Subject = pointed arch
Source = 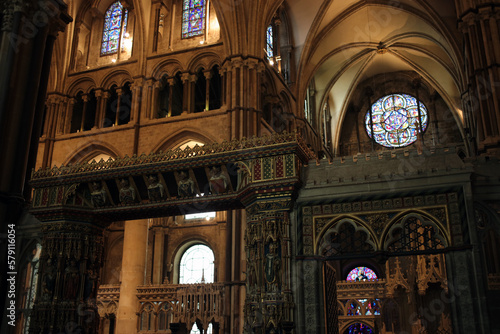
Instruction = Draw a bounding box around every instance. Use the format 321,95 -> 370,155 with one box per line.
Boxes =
381,211 -> 449,252
316,216 -> 378,255
63,141 -> 122,165
152,129 -> 216,153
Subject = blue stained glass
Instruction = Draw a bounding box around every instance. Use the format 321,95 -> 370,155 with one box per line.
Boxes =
365,93 -> 428,148
347,301 -> 361,316
182,0 -> 206,39
101,1 -> 128,56
346,323 -> 374,334
266,25 -> 273,60
346,267 -> 378,281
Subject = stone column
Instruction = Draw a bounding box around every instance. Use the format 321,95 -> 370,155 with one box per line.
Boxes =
64,98 -> 76,134
144,79 -> 154,119
168,78 -> 175,116
56,97 -> 69,135
115,219 -> 149,334
204,70 -> 212,111
29,220 -> 105,334
93,90 -> 103,129
243,201 -> 294,334
152,226 -> 165,285
151,81 -> 161,119
115,88 -> 123,126
100,92 -> 110,128
181,72 -> 191,113
130,80 -> 143,123
80,94 -> 89,132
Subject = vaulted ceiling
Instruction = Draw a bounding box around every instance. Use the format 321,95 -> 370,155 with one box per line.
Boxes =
286,0 -> 465,149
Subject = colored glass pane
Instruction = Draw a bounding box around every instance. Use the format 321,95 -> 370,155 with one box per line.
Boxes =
101,2 -> 128,56
346,267 -> 378,281
347,301 -> 361,316
365,93 -> 428,148
345,323 -> 374,334
365,300 -> 381,315
266,25 -> 273,59
182,0 -> 206,38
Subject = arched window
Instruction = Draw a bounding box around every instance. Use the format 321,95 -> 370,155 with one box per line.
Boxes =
104,85 -> 118,128
208,65 -> 222,110
139,304 -> 153,331
346,267 -> 378,281
365,93 -> 428,148
157,76 -> 170,118
182,0 -> 206,39
179,244 -> 214,284
18,243 -> 42,333
158,304 -> 172,331
171,72 -> 184,116
266,25 -> 274,62
101,1 -> 129,56
70,91 -> 84,133
194,68 -> 206,113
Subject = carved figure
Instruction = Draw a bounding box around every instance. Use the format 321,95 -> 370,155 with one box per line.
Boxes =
147,174 -> 164,201
265,242 -> 281,286
236,161 -> 251,191
90,181 -> 106,207
177,170 -> 195,197
248,250 -> 259,289
83,269 -> 98,300
209,165 -> 228,194
119,178 -> 135,204
42,258 -> 56,299
63,259 -> 80,299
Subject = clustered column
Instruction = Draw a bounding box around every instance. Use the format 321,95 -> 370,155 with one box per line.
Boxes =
458,4 -> 500,151
221,57 -> 265,139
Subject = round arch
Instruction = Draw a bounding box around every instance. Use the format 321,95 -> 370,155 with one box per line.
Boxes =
187,51 -> 222,73
65,77 -> 97,96
151,59 -> 184,81
99,69 -> 134,90
170,238 -> 217,284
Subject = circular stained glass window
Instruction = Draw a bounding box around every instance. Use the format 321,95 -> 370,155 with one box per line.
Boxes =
365,93 -> 428,148
346,266 -> 378,281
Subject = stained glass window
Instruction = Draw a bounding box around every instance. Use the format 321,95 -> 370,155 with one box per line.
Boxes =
344,323 -> 374,334
179,244 -> 214,284
365,299 -> 381,315
101,1 -> 128,56
346,266 -> 378,281
365,93 -> 428,148
346,301 -> 362,316
182,0 -> 206,39
266,25 -> 273,60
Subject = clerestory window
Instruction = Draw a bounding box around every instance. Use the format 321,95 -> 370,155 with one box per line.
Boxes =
101,1 -> 129,56
182,0 -> 206,39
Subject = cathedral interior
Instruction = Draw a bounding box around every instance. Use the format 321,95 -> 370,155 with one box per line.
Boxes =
1,0 -> 500,333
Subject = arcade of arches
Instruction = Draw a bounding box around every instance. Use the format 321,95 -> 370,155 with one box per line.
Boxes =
1,1 -> 500,334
